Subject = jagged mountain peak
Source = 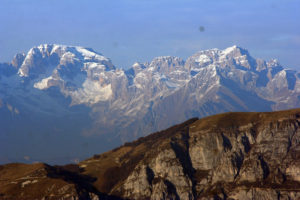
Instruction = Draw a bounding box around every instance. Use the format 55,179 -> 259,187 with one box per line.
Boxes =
267,58 -> 282,68
17,44 -> 115,77
6,44 -> 299,108
222,45 -> 247,54
11,53 -> 26,69
150,55 -> 183,62
132,62 -> 146,68
147,56 -> 185,75
186,45 -> 257,72
192,45 -> 248,57
30,44 -> 106,59
1,44 -> 300,166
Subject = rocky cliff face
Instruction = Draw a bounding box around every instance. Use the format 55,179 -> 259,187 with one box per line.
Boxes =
1,44 -> 300,164
111,109 -> 300,199
1,109 -> 300,199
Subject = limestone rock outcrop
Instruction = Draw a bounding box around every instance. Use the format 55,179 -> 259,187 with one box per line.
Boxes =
1,109 -> 300,199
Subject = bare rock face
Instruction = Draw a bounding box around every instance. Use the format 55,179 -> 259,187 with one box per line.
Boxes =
122,149 -> 193,200
109,109 -> 300,199
2,44 -> 300,164
1,109 -> 300,199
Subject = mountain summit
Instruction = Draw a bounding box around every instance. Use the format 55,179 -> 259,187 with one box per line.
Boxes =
0,44 -> 299,163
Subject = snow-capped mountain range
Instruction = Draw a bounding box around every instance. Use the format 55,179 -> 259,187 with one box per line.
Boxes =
0,44 -> 299,164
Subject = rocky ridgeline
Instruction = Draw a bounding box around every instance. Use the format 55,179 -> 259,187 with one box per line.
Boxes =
1,109 -> 300,199
1,44 -> 300,163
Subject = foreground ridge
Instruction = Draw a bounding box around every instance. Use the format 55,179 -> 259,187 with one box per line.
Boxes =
1,109 -> 300,199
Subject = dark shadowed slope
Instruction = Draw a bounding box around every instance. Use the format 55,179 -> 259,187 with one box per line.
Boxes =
1,108 -> 300,199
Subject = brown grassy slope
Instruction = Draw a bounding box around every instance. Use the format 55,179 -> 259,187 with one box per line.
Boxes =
79,117 -> 199,194
1,108 -> 300,199
0,163 -> 71,199
0,162 -> 102,200
191,108 -> 300,131
79,108 -> 300,195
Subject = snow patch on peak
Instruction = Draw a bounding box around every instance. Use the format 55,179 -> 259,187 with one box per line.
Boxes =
195,54 -> 211,63
278,70 -> 286,77
222,45 -> 238,55
18,68 -> 27,77
84,63 -> 105,70
75,47 -> 108,62
61,51 -> 76,60
133,62 -> 141,67
69,80 -> 113,105
218,45 -> 251,62
33,76 -> 53,90
267,59 -> 281,67
17,44 -> 115,77
27,47 -> 39,56
32,44 -> 109,62
132,62 -> 147,69
37,44 -> 53,51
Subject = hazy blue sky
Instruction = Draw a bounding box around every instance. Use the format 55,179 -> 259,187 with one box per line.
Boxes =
0,0 -> 299,69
